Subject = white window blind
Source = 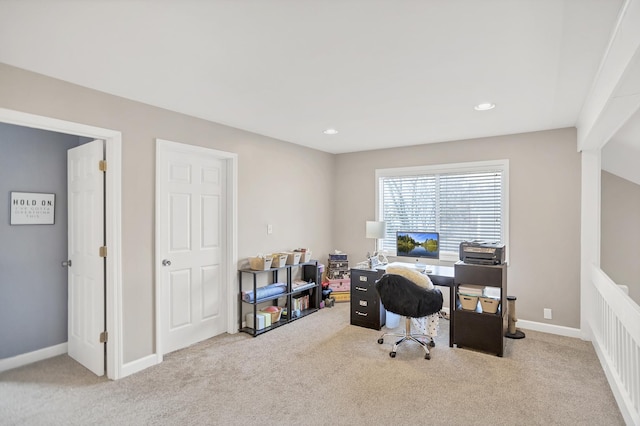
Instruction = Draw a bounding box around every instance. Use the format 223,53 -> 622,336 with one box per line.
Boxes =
377,161 -> 507,258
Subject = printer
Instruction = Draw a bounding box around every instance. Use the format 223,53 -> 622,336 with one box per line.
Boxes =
459,241 -> 505,265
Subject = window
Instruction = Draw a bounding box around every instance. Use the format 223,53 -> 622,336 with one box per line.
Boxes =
376,160 -> 509,261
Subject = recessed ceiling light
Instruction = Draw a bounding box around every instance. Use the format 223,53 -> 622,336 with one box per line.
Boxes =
323,128 -> 338,135
474,103 -> 496,111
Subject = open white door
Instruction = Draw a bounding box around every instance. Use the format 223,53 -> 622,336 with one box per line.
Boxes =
157,140 -> 227,354
67,140 -> 105,376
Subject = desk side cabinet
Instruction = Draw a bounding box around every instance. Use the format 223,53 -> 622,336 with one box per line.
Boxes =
350,268 -> 386,330
453,262 -> 507,357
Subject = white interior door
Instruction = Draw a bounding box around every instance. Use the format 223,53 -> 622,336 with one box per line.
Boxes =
157,140 -> 227,354
67,139 -> 105,376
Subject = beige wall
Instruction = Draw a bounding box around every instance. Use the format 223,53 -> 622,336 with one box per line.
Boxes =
0,62 -> 585,365
601,170 -> 640,304
0,63 -> 335,362
333,128 -> 582,327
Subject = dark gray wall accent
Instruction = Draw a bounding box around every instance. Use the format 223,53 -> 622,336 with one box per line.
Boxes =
0,123 -> 80,358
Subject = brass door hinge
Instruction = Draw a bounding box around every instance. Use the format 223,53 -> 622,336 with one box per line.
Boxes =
99,160 -> 107,172
99,331 -> 108,343
99,246 -> 107,257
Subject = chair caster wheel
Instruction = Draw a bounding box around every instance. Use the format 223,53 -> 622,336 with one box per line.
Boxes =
389,351 -> 396,358
424,353 -> 431,360
429,341 -> 435,348
377,338 -> 384,344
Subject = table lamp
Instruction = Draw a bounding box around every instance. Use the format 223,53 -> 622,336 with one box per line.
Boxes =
366,221 -> 387,266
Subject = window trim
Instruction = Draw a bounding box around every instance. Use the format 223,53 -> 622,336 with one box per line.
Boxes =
375,159 -> 509,263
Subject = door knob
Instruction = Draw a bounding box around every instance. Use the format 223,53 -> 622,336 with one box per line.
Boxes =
62,260 -> 72,267
162,259 -> 172,266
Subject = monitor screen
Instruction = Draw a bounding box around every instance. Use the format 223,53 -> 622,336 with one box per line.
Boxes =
396,231 -> 439,260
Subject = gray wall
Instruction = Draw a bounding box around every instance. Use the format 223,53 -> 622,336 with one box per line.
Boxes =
333,128 -> 582,328
601,170 -> 640,304
0,122 -> 79,358
0,63 -> 335,363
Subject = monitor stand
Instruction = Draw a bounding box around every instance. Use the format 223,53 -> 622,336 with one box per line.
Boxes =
414,263 -> 432,273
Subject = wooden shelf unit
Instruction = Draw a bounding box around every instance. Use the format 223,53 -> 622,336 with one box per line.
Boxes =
452,261 -> 507,357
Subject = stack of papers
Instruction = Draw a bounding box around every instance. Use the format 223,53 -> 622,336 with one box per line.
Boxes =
458,284 -> 485,296
483,287 -> 501,299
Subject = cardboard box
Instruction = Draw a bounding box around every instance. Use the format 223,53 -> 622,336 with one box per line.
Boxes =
331,291 -> 350,302
246,312 -> 265,330
328,278 -> 350,293
258,311 -> 271,327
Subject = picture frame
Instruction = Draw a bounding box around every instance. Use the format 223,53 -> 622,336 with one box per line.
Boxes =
10,191 -> 56,225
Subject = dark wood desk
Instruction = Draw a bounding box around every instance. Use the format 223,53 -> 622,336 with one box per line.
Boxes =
350,263 -> 455,347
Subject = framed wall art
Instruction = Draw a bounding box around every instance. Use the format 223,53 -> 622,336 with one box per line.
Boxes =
10,192 -> 56,225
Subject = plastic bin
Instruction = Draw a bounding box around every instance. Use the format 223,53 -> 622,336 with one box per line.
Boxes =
386,311 -> 401,329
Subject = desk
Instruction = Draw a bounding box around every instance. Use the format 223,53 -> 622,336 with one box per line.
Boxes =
350,263 -> 455,346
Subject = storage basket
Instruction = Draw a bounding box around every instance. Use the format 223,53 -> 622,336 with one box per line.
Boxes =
459,294 -> 479,310
271,253 -> 288,268
261,307 -> 283,323
296,250 -> 312,263
479,296 -> 500,314
286,251 -> 302,265
249,256 -> 273,271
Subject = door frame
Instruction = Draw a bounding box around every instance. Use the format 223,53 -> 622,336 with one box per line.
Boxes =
0,108 -> 123,380
154,139 -> 238,362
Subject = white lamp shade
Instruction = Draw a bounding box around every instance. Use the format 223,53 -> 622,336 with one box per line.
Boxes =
366,221 -> 386,239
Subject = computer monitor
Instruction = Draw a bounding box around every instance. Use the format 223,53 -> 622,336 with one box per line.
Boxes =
396,231 -> 439,260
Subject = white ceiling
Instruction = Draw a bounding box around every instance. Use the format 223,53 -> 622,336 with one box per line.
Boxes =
0,0 -> 627,154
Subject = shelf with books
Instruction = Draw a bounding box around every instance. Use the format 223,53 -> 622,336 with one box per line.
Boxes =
238,261 -> 321,336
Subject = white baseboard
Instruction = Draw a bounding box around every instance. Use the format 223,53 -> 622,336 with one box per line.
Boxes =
118,353 -> 160,379
516,319 -> 583,339
0,343 -> 68,373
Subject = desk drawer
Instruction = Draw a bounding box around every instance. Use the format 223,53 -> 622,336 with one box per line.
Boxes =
351,299 -> 385,330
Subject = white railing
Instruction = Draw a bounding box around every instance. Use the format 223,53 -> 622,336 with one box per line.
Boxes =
588,265 -> 640,425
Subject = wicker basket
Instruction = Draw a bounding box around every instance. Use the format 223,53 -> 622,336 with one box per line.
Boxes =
261,307 -> 283,323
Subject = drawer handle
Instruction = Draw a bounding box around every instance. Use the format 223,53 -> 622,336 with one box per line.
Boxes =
359,300 -> 368,307
355,286 -> 368,292
359,276 -> 368,282
355,311 -> 368,317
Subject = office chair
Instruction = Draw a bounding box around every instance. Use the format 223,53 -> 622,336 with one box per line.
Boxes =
375,273 -> 443,359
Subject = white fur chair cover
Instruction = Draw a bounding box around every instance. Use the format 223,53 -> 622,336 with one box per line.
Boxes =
385,263 -> 439,336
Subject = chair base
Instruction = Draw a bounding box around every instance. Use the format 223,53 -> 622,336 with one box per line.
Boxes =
377,317 -> 435,359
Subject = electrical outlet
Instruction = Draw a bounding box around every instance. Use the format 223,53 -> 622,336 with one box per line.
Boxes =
544,308 -> 552,320
267,224 -> 273,235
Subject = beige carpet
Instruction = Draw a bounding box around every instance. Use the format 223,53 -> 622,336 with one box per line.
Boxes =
0,302 -> 624,425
